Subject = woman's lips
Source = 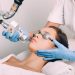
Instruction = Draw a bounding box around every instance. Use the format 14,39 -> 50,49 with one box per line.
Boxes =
31,38 -> 37,43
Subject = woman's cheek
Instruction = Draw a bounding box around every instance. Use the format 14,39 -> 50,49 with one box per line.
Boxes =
35,41 -> 51,50
28,40 -> 54,52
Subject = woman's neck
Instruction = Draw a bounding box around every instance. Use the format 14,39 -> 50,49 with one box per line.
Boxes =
21,52 -> 47,72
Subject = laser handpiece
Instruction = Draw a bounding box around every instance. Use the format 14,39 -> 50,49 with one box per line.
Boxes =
3,0 -> 24,19
0,20 -> 29,42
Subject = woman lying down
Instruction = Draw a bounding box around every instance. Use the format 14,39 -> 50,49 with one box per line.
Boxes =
0,26 -> 74,75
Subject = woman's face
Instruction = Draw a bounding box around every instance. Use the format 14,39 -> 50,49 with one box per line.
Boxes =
28,27 -> 57,52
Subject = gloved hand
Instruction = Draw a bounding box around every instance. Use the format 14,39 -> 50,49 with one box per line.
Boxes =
2,31 -> 20,42
2,30 -> 33,42
36,39 -> 75,61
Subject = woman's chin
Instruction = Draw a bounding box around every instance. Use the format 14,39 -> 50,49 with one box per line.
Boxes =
28,46 -> 37,52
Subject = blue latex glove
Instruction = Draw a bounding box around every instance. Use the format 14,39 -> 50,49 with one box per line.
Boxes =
2,30 -> 30,42
2,31 -> 20,42
36,39 -> 75,61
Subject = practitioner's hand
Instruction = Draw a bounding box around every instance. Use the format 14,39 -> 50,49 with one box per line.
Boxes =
36,39 -> 75,61
2,31 -> 20,42
2,30 -> 33,42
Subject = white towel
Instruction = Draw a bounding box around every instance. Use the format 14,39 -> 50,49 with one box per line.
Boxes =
0,64 -> 45,75
0,54 -> 16,64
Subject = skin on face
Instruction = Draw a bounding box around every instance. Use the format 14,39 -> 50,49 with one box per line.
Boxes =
28,27 -> 57,52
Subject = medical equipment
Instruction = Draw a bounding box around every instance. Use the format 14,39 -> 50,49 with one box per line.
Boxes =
0,14 -> 29,42
0,0 -> 30,42
3,0 -> 24,19
1,20 -> 29,42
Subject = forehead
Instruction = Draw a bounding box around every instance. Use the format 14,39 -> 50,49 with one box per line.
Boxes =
41,27 -> 57,39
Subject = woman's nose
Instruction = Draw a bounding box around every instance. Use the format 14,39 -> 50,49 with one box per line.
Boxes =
33,34 -> 35,37
33,34 -> 38,38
